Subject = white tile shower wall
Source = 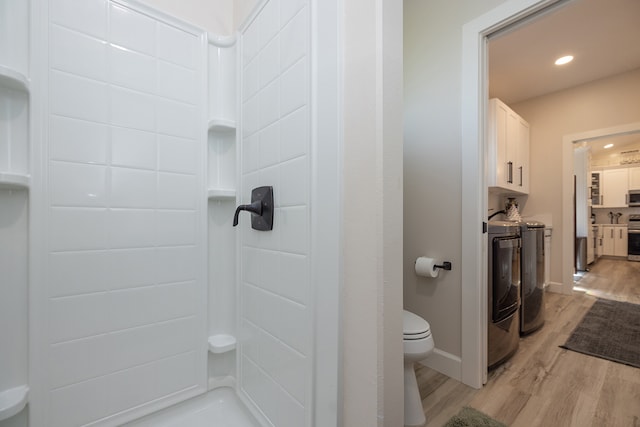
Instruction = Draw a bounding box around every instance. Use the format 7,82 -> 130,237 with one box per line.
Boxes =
238,1 -> 311,426
42,1 -> 207,425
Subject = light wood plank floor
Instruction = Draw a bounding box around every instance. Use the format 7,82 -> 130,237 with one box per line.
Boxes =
417,258 -> 640,427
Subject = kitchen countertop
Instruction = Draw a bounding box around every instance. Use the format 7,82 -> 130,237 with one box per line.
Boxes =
594,223 -> 628,226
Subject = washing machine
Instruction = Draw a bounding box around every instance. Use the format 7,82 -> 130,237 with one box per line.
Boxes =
488,221 -> 521,369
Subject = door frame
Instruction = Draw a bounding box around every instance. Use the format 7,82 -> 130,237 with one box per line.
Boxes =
560,122 -> 640,293
460,0 -> 562,388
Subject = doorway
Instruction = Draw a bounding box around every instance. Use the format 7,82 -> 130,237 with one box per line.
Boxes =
562,124 -> 640,293
461,0 -> 565,389
462,0 -> 640,388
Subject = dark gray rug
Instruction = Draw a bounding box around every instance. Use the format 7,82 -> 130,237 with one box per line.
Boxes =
561,298 -> 640,368
442,407 -> 506,427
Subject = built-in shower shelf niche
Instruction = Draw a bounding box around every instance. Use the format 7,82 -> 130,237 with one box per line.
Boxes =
0,65 -> 29,92
207,128 -> 236,198
0,384 -> 29,422
0,172 -> 30,190
206,33 -> 237,396
208,334 -> 237,354
208,119 -> 236,132
207,188 -> 236,200
207,35 -> 236,125
0,0 -> 30,413
0,72 -> 30,185
207,334 -> 236,390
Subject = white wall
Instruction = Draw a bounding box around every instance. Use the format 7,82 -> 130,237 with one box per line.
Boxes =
0,0 -> 404,425
235,1 -> 314,425
143,0 -> 407,424
512,68 -> 640,284
403,0 -> 506,375
574,147 -> 589,237
30,1 -> 210,425
139,0 -> 233,35
234,0 -> 259,32
342,0 -> 404,425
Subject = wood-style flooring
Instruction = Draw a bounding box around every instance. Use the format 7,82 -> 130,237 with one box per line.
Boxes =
416,258 -> 640,427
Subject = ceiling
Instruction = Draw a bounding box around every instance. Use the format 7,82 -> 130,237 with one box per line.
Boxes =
488,0 -> 640,154
488,0 -> 640,106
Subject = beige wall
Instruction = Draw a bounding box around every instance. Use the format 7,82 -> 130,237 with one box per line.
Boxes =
404,0 -> 640,371
403,0 -> 506,367
512,68 -> 640,284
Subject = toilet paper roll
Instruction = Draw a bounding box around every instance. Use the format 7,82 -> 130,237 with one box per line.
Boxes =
415,257 -> 439,278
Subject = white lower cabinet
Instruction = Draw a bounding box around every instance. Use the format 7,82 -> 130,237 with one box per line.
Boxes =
601,225 -> 628,257
596,226 -> 604,257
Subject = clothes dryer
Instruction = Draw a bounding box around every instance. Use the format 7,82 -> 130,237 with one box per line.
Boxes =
519,221 -> 545,334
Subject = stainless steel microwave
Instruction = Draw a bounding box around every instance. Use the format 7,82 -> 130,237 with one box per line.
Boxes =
629,189 -> 640,207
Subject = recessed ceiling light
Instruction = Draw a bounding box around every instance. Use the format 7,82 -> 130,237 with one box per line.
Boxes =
604,143 -> 614,149
555,55 -> 574,65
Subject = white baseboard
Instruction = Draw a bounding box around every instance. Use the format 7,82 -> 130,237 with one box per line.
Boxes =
417,348 -> 462,382
546,281 -> 569,294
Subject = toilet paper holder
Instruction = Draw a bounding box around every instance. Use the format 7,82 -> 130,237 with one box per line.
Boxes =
415,257 -> 452,278
434,261 -> 452,271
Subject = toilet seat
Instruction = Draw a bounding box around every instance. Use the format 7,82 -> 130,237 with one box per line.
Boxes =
403,310 -> 431,340
404,330 -> 431,340
403,310 -> 434,427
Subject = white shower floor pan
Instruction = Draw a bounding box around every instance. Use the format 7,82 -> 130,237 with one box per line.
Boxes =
125,387 -> 260,427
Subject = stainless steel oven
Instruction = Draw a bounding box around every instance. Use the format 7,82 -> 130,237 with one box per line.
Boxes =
628,214 -> 640,261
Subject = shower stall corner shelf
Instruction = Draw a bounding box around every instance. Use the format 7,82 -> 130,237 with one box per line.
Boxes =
208,334 -> 236,354
0,385 -> 29,422
0,64 -> 30,191
207,188 -> 236,200
0,172 -> 30,190
0,65 -> 29,92
208,119 -> 236,132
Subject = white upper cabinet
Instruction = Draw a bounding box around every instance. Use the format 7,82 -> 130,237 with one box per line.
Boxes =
591,170 -> 603,206
628,166 -> 640,190
602,168 -> 628,207
488,98 -> 530,194
515,112 -> 530,193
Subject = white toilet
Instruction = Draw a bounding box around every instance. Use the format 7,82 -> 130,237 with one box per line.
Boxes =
403,310 -> 434,427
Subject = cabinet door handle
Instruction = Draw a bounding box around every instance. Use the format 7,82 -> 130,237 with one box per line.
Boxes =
620,229 -> 622,239
507,161 -> 513,184
600,195 -> 603,205
519,166 -> 523,186
611,229 -> 614,238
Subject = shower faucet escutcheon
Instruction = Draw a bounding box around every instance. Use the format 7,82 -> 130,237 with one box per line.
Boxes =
233,186 -> 274,231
